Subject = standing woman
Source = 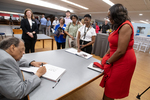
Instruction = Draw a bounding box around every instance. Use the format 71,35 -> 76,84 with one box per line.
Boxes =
54,17 -> 66,49
64,15 -> 81,48
95,22 -> 100,34
100,4 -> 136,100
21,8 -> 38,53
77,14 -> 96,54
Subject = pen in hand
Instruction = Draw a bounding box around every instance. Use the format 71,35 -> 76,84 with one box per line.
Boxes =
52,79 -> 60,88
41,63 -> 43,67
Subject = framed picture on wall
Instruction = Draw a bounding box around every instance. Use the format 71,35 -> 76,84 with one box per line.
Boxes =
137,26 -> 146,34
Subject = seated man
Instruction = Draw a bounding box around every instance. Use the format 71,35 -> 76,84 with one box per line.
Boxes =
0,37 -> 46,100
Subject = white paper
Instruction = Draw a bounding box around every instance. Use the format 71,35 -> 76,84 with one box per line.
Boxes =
66,48 -> 93,59
87,63 -> 104,73
20,64 -> 66,81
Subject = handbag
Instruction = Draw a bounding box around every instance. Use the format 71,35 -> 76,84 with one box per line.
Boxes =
54,27 -> 64,37
68,37 -> 77,48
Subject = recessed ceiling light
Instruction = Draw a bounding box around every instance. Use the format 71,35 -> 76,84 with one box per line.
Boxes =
61,0 -> 88,10
139,14 -> 143,16
15,0 -> 73,12
140,20 -> 149,24
102,0 -> 114,6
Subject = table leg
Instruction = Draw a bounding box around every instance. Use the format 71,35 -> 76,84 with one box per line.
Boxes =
52,39 -> 53,50
43,40 -> 44,48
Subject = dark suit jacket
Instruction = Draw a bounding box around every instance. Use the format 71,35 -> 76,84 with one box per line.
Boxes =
21,18 -> 38,40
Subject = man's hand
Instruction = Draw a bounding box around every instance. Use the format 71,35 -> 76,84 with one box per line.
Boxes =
31,62 -> 47,67
35,66 -> 46,77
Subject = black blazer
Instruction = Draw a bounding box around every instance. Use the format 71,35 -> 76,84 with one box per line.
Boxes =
21,18 -> 38,40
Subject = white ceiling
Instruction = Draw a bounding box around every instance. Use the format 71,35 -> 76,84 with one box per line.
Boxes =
0,0 -> 150,23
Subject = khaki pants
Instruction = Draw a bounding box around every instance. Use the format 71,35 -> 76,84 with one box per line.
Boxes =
46,27 -> 51,36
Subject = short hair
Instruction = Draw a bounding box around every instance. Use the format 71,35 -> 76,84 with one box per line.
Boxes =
71,15 -> 78,20
66,10 -> 71,13
0,37 -> 21,50
109,3 -> 130,30
59,17 -> 65,24
84,14 -> 91,19
24,8 -> 34,19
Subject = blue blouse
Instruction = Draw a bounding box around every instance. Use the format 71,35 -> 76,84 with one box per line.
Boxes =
54,24 -> 66,43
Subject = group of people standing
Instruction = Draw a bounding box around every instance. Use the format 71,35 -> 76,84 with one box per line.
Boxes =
0,3 -> 137,100
54,10 -> 96,54
20,9 -> 110,54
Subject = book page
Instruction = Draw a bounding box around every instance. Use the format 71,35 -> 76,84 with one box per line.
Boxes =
20,64 -> 66,81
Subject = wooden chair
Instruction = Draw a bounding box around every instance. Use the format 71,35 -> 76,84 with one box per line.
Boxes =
13,29 -> 22,34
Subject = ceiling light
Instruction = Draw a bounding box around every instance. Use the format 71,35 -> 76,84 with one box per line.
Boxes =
140,20 -> 149,24
0,11 -> 24,15
102,0 -> 114,6
104,18 -> 109,22
15,0 -> 73,12
131,21 -> 135,23
139,14 -> 143,16
61,0 -> 88,10
146,19 -> 149,21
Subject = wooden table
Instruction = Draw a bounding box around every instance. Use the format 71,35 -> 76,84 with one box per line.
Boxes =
14,34 -> 54,50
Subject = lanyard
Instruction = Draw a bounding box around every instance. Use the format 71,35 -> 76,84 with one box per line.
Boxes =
83,25 -> 90,39
81,25 -> 90,45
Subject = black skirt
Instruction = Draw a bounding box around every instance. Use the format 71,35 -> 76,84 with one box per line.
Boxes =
80,40 -> 92,54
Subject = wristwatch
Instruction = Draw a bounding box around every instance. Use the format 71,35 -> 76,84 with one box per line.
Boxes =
106,60 -> 111,65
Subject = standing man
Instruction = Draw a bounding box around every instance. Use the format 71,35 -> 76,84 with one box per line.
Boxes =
64,10 -> 72,25
52,17 -> 59,29
91,21 -> 96,29
46,17 -> 51,36
35,17 -> 40,34
101,20 -> 110,33
40,15 -> 47,34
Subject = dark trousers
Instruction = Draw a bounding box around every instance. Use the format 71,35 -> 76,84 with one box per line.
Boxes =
41,25 -> 46,34
56,42 -> 65,49
80,40 -> 92,54
23,39 -> 37,53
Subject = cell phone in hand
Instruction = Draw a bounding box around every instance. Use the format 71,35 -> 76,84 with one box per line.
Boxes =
93,64 -> 99,68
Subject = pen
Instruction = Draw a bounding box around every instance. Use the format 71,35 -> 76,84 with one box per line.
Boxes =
52,79 -> 60,88
41,63 -> 43,67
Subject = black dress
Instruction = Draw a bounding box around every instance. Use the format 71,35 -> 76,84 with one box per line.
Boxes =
21,18 -> 38,53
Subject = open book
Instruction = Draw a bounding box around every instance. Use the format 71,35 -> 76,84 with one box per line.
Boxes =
88,63 -> 104,73
20,64 -> 66,82
66,48 -> 93,59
